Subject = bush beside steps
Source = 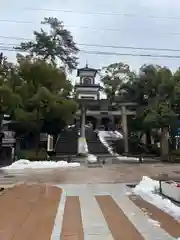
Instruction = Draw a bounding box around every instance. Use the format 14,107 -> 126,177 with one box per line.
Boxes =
16,149 -> 48,161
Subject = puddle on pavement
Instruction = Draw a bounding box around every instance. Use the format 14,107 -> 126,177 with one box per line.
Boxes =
173,171 -> 180,174
88,165 -> 103,168
3,175 -> 15,178
126,184 -> 137,188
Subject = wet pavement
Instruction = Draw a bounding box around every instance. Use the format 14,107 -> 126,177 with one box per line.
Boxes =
0,183 -> 176,240
1,163 -> 180,239
0,163 -> 180,185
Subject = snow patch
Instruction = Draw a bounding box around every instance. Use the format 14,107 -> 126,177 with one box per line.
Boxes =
133,176 -> 180,221
86,154 -> 97,163
114,131 -> 123,138
2,159 -> 80,170
98,131 -> 114,155
98,130 -> 139,161
117,156 -> 139,161
125,192 -> 132,196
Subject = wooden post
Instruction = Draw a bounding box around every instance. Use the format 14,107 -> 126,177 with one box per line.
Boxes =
158,173 -> 168,194
139,156 -> 143,164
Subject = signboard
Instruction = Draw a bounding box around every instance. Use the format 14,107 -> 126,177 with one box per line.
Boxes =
2,131 -> 15,146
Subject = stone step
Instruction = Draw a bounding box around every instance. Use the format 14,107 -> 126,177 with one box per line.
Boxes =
87,141 -> 109,154
87,163 -> 103,168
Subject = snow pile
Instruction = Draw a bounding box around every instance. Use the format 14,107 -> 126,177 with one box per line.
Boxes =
67,124 -> 75,129
98,130 -> 123,141
117,156 -> 139,161
2,159 -> 80,170
106,131 -> 123,139
98,131 -> 114,155
133,176 -> 180,221
84,141 -> 88,154
98,130 -> 139,161
86,154 -> 97,163
112,131 -> 123,139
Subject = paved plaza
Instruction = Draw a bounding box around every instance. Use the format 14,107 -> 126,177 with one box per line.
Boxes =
1,162 -> 180,185
0,183 -> 179,239
0,163 -> 180,239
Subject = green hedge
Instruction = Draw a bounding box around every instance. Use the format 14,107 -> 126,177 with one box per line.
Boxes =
16,149 -> 48,161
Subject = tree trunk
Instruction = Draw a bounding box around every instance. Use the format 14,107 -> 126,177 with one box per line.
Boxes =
35,108 -> 40,156
160,127 -> 169,161
145,130 -> 151,147
15,137 -> 21,160
35,133 -> 40,156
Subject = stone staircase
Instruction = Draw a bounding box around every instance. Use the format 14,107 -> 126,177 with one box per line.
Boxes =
54,127 -> 78,155
54,126 -> 111,157
86,128 -> 109,155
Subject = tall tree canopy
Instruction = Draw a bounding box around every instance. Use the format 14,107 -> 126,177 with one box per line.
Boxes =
0,51 -> 78,153
100,62 -> 136,102
0,16 -> 80,154
11,54 -> 78,136
15,17 -> 79,71
0,55 -> 22,122
100,62 -> 180,158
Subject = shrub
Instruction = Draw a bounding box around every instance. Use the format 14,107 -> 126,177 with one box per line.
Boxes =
16,149 -> 48,161
171,149 -> 180,156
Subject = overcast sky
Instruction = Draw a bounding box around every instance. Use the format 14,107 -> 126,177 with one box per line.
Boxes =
1,0 -> 180,74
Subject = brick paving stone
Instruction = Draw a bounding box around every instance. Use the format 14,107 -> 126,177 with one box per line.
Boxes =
113,194 -> 172,240
130,194 -> 180,239
59,184 -> 175,239
0,182 -> 179,239
79,192 -> 113,239
0,184 -> 44,240
0,184 -> 61,240
96,195 -> 144,240
60,196 -> 84,240
14,185 -> 61,240
51,190 -> 66,240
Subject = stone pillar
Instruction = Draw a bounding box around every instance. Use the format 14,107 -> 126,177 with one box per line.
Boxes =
78,105 -> 88,155
47,134 -> 54,151
80,106 -> 86,138
121,106 -> 128,153
96,117 -> 101,130
75,116 -> 80,130
110,116 -> 115,130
